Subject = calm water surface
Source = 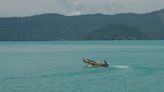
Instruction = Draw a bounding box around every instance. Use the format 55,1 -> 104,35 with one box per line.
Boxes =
0,41 -> 164,92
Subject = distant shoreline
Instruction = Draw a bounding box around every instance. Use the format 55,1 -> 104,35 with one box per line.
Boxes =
0,9 -> 164,40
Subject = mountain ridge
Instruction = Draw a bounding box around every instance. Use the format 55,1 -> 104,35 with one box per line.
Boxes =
0,9 -> 164,41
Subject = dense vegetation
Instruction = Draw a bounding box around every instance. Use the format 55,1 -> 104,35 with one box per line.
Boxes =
0,9 -> 164,41
79,24 -> 150,40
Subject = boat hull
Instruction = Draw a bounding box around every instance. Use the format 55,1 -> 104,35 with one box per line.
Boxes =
82,58 -> 109,67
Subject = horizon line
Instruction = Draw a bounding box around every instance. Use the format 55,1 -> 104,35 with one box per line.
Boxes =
0,8 -> 163,18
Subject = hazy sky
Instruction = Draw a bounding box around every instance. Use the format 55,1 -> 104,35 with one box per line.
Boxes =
0,0 -> 163,17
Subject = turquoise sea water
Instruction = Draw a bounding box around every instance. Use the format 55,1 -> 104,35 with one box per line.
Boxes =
0,41 -> 164,92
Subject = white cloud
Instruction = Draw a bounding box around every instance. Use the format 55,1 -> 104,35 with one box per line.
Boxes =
68,11 -> 81,16
55,0 -> 123,15
55,0 -> 81,15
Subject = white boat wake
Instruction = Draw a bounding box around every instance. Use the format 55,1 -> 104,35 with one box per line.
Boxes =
112,65 -> 130,69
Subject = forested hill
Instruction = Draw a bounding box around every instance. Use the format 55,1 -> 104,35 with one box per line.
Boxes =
0,8 -> 164,41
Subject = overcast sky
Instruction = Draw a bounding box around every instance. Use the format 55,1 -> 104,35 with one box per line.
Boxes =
0,0 -> 163,17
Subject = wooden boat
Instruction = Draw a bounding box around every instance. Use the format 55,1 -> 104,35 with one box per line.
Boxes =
82,58 -> 110,67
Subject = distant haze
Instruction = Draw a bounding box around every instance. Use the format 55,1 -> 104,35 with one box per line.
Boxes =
0,0 -> 164,17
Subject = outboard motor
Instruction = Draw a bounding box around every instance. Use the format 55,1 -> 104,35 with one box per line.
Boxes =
102,61 -> 109,67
